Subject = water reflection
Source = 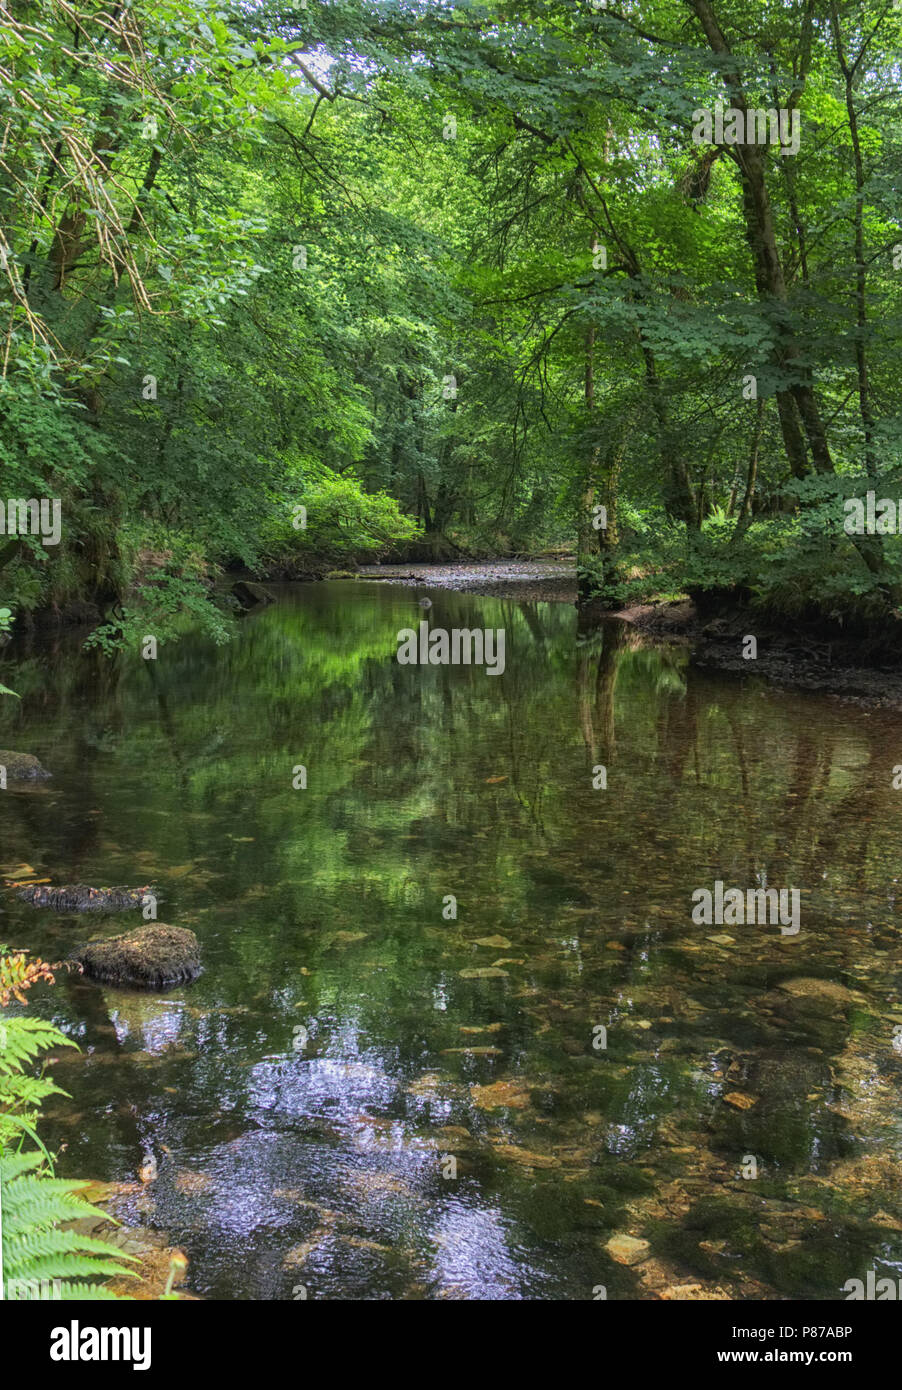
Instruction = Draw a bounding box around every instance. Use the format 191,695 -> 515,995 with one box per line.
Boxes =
1,580 -> 901,1299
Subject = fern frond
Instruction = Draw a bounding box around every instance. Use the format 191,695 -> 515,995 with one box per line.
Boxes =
0,1016 -> 76,1069
6,1246 -> 136,1283
3,1175 -> 113,1225
36,1282 -> 124,1300
0,1152 -> 136,1300
6,1279 -> 125,1301
0,1150 -> 43,1180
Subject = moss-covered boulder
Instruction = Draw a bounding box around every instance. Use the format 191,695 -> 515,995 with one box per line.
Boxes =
77,924 -> 200,989
18,884 -> 150,912
0,751 -> 51,781
232,580 -> 274,610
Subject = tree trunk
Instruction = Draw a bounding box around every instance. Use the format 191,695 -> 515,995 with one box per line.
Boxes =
578,322 -> 600,597
732,397 -> 764,543
830,2 -> 877,479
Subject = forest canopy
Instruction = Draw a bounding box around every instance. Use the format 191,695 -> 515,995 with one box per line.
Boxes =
1,0 -> 901,635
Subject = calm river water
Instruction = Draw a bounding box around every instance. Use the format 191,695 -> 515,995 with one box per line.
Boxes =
2,579 -> 901,1299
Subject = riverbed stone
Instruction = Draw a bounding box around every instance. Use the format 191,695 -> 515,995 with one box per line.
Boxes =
605,1233 -> 651,1266
723,1091 -> 758,1110
77,923 -> 201,988
18,883 -> 148,912
492,1143 -> 560,1169
0,750 -> 51,780
777,977 -> 858,1008
232,580 -> 274,610
471,1078 -> 532,1110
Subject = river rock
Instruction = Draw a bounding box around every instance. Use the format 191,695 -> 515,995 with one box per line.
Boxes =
17,883 -> 149,912
77,924 -> 201,988
232,580 -> 274,610
723,1091 -> 758,1110
492,1143 -> 560,1169
471,1078 -> 532,1110
777,977 -> 858,1008
0,751 -> 51,780
605,1233 -> 651,1266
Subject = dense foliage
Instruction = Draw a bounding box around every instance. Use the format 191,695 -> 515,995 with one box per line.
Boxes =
1,0 -> 901,629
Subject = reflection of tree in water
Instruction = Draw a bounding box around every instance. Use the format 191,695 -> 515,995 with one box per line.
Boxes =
5,589 -> 902,1297
545,621 -> 902,1295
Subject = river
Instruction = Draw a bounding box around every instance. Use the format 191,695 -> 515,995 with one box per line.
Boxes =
2,577 -> 901,1300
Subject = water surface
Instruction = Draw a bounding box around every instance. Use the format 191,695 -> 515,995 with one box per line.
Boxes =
2,580 -> 902,1300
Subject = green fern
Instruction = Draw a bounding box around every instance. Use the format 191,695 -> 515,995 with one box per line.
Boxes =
1,950 -> 137,1300
0,1015 -> 75,1152
1,1152 -> 137,1300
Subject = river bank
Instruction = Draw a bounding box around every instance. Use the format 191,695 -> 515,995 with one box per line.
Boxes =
611,599 -> 902,710
354,561 -> 902,710
356,559 -> 578,603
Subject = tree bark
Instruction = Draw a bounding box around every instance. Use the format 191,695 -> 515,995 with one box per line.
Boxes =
578,321 -> 600,596
830,2 -> 877,479
688,0 -> 834,477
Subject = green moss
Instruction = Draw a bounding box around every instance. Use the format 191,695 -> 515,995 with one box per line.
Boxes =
0,750 -> 51,780
78,924 -> 201,989
18,884 -> 149,913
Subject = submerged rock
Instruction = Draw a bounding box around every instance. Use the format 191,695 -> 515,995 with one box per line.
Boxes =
723,1092 -> 758,1111
232,580 -> 275,610
0,751 -> 51,780
605,1233 -> 651,1266
173,1170 -> 214,1196
471,1078 -> 532,1110
77,924 -> 201,989
17,883 -> 150,913
492,1143 -> 560,1169
777,977 -> 858,1008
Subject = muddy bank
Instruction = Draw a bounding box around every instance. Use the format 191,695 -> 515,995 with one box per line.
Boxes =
614,599 -> 902,708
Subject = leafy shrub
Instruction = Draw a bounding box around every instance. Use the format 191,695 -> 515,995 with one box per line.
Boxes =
580,480 -> 902,623
261,464 -> 421,573
84,524 -> 233,653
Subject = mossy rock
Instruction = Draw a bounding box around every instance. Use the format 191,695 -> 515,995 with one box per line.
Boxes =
0,751 -> 51,781
18,884 -> 149,913
232,580 -> 274,610
77,924 -> 200,989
